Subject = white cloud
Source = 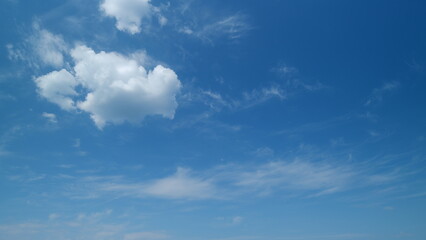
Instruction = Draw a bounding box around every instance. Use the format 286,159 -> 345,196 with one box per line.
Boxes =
35,70 -> 78,111
72,45 -> 181,128
6,44 -> 25,62
100,0 -> 164,34
272,64 -> 299,76
200,90 -> 231,111
144,168 -> 216,199
240,86 -> 286,108
30,24 -> 68,67
7,24 -> 68,68
365,81 -> 400,106
271,63 -> 326,92
182,13 -> 251,43
180,84 -> 287,117
35,45 -> 181,129
157,15 -> 168,26
178,63 -> 322,120
208,15 -> 250,39
77,209 -> 113,222
0,213 -> 166,240
65,157 -> 402,201
93,168 -> 217,200
42,112 -> 58,124
179,26 -> 194,35
230,160 -> 354,196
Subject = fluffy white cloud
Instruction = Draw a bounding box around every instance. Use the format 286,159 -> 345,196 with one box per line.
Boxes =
100,0 -> 157,34
35,45 -> 181,128
35,70 -> 78,111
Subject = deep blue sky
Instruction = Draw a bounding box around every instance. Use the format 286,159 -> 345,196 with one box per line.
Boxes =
1,0 -> 426,240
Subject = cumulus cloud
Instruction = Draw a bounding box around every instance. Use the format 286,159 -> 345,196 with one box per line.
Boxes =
35,45 -> 181,128
100,0 -> 164,34
35,70 -> 78,111
72,45 -> 181,128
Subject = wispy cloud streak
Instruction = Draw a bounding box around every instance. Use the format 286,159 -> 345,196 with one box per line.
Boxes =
62,158 -> 404,201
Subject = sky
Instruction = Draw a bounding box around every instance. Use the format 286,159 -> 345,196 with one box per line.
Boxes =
1,0 -> 426,239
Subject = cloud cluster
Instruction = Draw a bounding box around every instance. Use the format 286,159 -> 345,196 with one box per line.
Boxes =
100,0 -> 164,34
35,45 -> 181,128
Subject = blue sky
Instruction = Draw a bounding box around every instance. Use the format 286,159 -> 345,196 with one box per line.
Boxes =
1,0 -> 426,239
